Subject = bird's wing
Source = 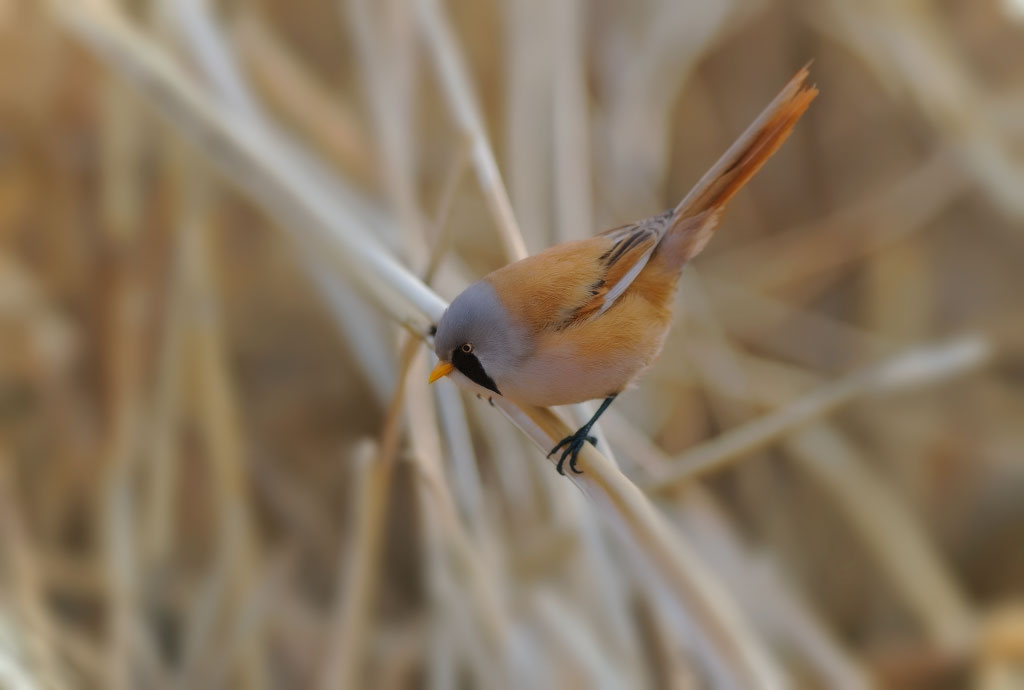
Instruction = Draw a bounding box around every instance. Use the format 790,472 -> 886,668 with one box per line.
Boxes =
485,215 -> 667,333
554,211 -> 674,327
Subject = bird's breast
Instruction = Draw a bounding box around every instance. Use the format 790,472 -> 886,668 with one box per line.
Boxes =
496,292 -> 674,407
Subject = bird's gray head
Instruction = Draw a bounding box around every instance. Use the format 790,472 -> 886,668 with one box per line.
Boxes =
431,281 -> 528,396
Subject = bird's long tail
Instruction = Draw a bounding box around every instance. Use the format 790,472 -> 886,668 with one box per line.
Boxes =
658,65 -> 818,267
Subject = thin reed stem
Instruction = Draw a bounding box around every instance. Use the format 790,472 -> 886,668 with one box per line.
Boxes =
646,335 -> 992,493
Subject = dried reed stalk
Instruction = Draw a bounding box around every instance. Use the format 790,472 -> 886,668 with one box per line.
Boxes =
704,151 -> 966,296
97,74 -> 147,690
232,13 -> 378,187
551,0 -> 592,245
179,184 -> 266,690
415,0 -> 529,261
319,338 -> 411,690
644,298 -> 979,653
784,426 -> 976,648
646,335 -> 992,492
0,454 -> 70,689
58,1 -> 445,325
808,0 -> 1024,219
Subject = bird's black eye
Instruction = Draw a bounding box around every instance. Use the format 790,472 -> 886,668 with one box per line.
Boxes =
451,342 -> 500,395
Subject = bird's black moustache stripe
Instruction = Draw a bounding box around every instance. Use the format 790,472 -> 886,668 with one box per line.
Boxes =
452,348 -> 501,395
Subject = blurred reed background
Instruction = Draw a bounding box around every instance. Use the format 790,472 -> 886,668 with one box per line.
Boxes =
2,0 -> 1024,687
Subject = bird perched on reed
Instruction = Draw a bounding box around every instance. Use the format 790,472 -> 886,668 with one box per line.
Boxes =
430,66 -> 818,475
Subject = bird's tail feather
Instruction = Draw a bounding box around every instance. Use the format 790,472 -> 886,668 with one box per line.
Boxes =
659,65 -> 817,267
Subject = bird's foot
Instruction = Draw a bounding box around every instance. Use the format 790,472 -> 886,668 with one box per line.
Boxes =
547,430 -> 598,475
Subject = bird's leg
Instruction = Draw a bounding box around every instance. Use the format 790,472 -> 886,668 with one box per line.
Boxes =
547,395 -> 617,475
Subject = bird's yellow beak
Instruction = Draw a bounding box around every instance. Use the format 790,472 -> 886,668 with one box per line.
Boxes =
428,361 -> 454,383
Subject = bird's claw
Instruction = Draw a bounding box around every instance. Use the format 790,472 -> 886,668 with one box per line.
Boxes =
547,430 -> 594,475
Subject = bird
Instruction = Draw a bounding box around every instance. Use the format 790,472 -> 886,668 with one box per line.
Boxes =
429,67 -> 818,475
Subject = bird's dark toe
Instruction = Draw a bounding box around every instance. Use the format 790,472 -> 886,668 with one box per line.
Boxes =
569,450 -> 584,474
564,436 -> 587,474
586,435 -> 597,447
548,435 -> 572,459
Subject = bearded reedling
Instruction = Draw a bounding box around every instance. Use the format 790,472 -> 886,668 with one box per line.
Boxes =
430,66 -> 818,474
